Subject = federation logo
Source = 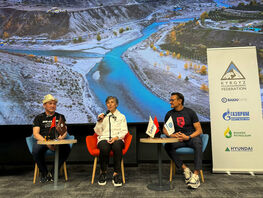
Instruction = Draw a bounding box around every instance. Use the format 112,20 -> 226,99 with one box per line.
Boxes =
221,62 -> 246,91
221,61 -> 245,80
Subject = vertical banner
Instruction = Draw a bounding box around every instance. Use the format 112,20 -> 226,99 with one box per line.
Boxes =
207,46 -> 263,173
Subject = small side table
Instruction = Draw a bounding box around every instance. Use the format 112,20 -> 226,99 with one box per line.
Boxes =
140,137 -> 178,191
38,139 -> 77,189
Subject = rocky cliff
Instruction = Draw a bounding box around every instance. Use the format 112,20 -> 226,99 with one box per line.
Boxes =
0,0 -> 171,39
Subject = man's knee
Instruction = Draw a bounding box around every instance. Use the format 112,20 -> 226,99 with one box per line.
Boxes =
164,143 -> 170,152
192,138 -> 202,151
32,144 -> 44,156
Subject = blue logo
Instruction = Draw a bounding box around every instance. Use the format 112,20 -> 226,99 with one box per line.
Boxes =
168,123 -> 173,128
222,109 -> 250,121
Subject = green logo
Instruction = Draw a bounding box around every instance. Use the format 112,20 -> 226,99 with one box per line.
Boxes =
224,127 -> 232,138
225,147 -> 230,152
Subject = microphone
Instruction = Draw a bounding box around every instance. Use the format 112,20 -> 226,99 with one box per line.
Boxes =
97,110 -> 110,121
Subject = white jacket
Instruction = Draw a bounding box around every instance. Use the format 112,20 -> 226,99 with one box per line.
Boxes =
94,109 -> 128,143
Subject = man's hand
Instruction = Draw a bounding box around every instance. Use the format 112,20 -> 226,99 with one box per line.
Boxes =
177,132 -> 189,142
47,145 -> 55,151
107,136 -> 119,144
170,132 -> 180,138
58,135 -> 63,140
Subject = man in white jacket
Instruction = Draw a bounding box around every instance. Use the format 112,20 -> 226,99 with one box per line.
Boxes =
94,96 -> 128,187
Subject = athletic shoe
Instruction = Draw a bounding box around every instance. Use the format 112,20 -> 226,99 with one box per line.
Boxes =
47,172 -> 54,182
40,173 -> 48,183
98,173 -> 107,186
183,167 -> 193,184
112,174 -> 122,187
187,174 -> 200,189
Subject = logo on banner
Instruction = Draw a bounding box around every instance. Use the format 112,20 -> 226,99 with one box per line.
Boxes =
221,61 -> 246,91
221,97 -> 247,103
222,109 -> 250,121
224,127 -> 251,138
225,146 -> 253,152
224,127 -> 232,138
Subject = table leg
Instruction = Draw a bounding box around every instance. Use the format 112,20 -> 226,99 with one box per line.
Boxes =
147,143 -> 174,191
42,145 -> 67,190
158,143 -> 162,186
54,145 -> 59,187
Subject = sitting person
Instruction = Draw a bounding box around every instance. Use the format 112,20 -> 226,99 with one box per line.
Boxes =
94,96 -> 128,187
163,92 -> 203,189
32,94 -> 70,183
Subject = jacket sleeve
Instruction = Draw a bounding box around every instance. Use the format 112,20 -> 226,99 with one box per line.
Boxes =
94,122 -> 103,136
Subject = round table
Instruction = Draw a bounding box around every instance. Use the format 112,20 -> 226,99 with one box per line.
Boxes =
140,137 -> 178,191
38,139 -> 77,189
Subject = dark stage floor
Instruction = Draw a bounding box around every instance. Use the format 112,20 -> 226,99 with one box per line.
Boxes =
0,163 -> 263,198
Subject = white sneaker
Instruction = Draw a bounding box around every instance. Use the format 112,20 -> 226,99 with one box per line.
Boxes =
183,168 -> 193,184
187,174 -> 200,189
112,174 -> 122,187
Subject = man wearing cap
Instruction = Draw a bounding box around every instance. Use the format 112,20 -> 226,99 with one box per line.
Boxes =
32,94 -> 70,183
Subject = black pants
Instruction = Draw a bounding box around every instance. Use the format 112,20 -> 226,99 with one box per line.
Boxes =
98,140 -> 124,174
32,143 -> 70,176
164,136 -> 203,170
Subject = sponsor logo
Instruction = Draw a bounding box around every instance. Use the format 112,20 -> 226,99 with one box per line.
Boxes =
224,127 -> 251,138
221,62 -> 246,91
222,109 -> 250,121
224,127 -> 232,138
225,146 -> 253,152
221,97 -> 247,103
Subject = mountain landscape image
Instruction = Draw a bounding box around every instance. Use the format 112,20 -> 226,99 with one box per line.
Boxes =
0,0 -> 262,124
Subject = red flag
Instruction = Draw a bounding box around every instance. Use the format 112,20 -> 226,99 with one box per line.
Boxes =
153,116 -> 159,134
49,116 -> 56,132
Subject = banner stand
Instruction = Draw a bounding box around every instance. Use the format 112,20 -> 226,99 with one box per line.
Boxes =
207,46 -> 263,174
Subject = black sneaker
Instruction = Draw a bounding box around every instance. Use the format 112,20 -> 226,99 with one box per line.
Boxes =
47,172 -> 54,182
112,174 -> 122,187
98,173 -> 107,186
40,173 -> 48,183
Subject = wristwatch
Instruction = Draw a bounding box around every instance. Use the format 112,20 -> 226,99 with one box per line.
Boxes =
188,135 -> 192,140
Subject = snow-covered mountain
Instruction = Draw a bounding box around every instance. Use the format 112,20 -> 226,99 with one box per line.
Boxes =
222,69 -> 244,80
